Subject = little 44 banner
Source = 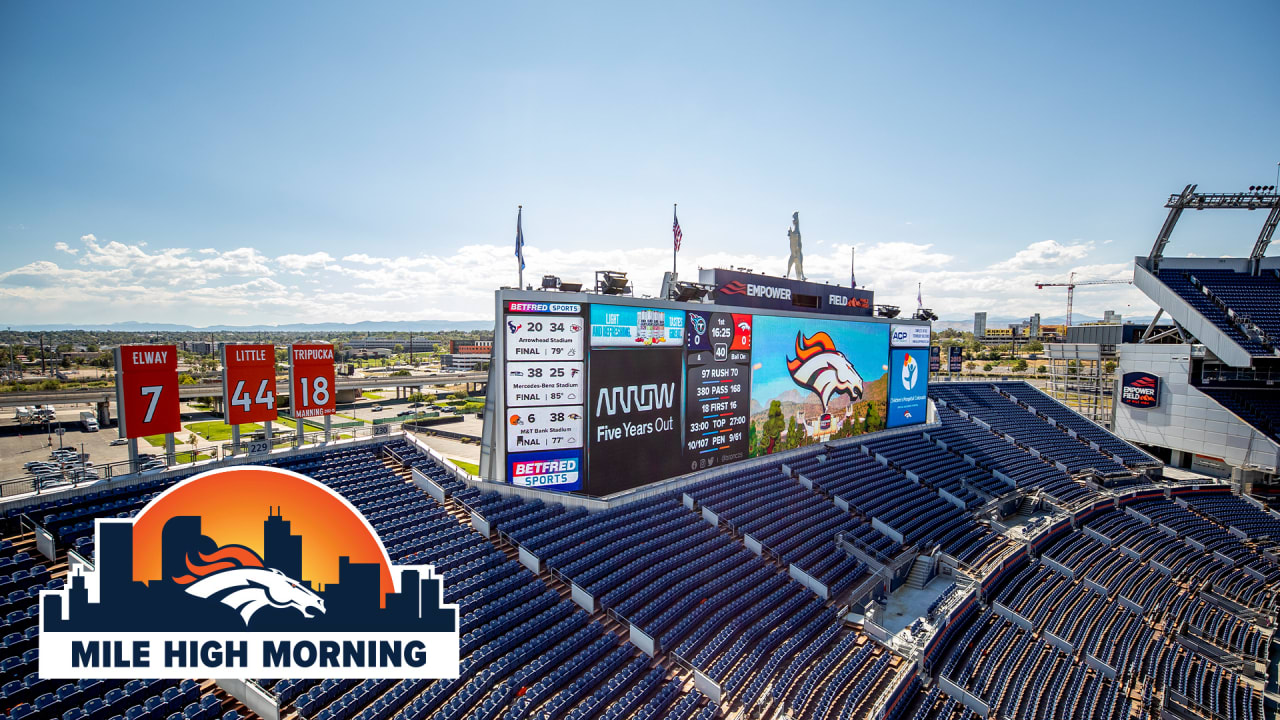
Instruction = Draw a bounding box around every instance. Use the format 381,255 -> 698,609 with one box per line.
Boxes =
223,345 -> 279,425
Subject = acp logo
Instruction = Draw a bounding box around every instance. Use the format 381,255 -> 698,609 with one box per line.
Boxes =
39,466 -> 459,679
786,332 -> 865,411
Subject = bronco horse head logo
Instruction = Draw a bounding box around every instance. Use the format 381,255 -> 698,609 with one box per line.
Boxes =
786,332 -> 864,411
173,544 -> 325,626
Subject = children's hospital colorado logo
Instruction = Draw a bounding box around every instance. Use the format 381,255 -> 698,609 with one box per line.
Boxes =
39,466 -> 459,678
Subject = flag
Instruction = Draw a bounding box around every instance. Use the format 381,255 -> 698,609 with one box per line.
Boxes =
515,206 -> 525,271
917,284 -> 923,309
673,207 -> 683,252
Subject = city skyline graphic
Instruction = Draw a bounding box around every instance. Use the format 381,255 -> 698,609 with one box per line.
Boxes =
43,470 -> 456,634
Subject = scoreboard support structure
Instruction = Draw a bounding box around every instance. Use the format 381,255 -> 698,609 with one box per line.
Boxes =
164,433 -> 175,465
231,425 -> 241,453
324,415 -> 332,443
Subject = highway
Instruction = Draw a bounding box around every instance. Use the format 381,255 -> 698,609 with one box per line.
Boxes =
0,373 -> 489,408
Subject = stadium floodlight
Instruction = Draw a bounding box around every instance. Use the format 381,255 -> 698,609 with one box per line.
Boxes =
913,308 -> 938,321
541,275 -> 561,290
875,305 -> 901,318
558,281 -> 583,292
595,270 -> 632,295
673,282 -> 709,302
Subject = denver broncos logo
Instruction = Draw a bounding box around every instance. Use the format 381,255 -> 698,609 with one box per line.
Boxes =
786,332 -> 864,411
173,544 -> 325,625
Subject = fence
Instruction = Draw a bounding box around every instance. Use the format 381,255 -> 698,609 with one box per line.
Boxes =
1,423 -> 403,499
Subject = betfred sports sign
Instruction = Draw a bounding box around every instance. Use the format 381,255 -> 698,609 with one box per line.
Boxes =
114,345 -> 181,438
1120,372 -> 1160,409
222,345 -> 279,425
289,344 -> 336,418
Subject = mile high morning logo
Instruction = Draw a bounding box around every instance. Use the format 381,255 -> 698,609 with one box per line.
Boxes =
40,466 -> 459,678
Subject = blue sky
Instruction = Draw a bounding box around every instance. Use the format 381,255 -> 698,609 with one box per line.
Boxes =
1,2 -> 1277,325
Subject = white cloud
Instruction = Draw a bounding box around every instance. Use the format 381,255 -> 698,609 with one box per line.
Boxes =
989,239 -> 1094,272
54,241 -> 78,255
276,251 -> 338,274
0,233 -> 1157,325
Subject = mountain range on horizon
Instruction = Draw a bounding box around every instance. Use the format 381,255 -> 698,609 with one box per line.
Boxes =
1,319 -> 494,333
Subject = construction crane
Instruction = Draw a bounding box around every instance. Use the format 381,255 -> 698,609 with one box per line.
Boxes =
1034,272 -> 1132,327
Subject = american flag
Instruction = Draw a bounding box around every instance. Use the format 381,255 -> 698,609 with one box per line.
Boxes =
673,207 -> 683,252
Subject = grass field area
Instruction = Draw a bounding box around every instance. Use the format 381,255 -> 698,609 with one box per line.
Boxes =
141,434 -> 167,447
175,451 -> 213,463
362,391 -> 384,400
450,459 -> 479,475
335,413 -> 370,424
188,420 -> 262,441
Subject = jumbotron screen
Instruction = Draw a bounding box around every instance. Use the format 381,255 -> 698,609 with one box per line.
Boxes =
496,295 -> 929,496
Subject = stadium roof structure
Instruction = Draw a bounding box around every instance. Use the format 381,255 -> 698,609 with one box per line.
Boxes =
1133,185 -> 1280,367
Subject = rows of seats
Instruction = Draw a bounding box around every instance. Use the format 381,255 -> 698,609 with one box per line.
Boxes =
1179,268 -> 1280,349
930,384 -> 1131,478
252,443 -> 708,720
927,405 -> 1092,505
932,500 -> 1271,720
682,466 -> 879,593
1155,268 -> 1272,355
1185,495 -> 1280,540
863,433 -> 1011,506
1196,387 -> 1280,445
992,383 -> 1157,467
789,445 -> 1005,566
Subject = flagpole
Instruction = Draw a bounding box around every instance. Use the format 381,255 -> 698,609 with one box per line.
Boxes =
672,204 -> 678,280
517,205 -> 523,290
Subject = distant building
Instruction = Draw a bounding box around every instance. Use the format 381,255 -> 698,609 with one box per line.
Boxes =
441,354 -> 489,370
345,336 -> 439,351
448,340 -> 493,355
973,312 -> 987,338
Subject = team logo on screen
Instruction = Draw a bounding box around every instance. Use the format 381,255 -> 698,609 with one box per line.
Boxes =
901,352 -> 920,391
39,466 -> 459,678
786,332 -> 865,410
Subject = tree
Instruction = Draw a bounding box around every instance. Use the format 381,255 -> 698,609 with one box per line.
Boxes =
179,373 -> 199,385
761,401 -> 785,454
864,401 -> 881,432
1037,365 -> 1048,374
1025,340 -> 1044,353
965,361 -> 976,371
1103,361 -> 1117,374
60,355 -> 71,368
983,363 -> 994,372
1011,358 -> 1028,372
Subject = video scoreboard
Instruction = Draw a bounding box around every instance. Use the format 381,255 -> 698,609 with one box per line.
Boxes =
487,289 -> 932,497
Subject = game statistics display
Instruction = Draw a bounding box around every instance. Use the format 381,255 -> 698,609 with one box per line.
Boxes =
684,311 -> 751,472
499,296 -> 928,496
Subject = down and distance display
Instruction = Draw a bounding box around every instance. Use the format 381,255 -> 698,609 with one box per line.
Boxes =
684,311 -> 752,471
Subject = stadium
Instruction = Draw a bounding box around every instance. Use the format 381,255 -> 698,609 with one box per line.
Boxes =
1,184 -> 1278,720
